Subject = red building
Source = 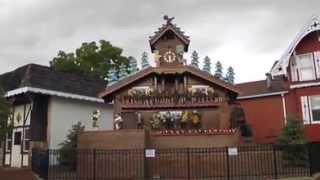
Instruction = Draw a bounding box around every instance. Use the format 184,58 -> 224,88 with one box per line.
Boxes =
237,16 -> 320,144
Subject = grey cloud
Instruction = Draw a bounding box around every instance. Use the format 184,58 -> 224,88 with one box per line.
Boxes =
1,0 -> 320,83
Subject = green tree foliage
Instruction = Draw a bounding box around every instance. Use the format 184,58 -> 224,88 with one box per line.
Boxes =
0,90 -> 10,142
191,51 -> 199,68
128,56 -> 139,74
225,66 -> 235,84
277,115 -> 308,167
106,67 -> 118,85
118,63 -> 129,80
59,122 -> 85,167
214,61 -> 223,79
141,52 -> 150,69
202,56 -> 211,73
50,40 -> 129,84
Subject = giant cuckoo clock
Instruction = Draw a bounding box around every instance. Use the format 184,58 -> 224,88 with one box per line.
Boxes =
149,15 -> 190,67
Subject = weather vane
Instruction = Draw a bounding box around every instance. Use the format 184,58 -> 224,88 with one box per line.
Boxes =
163,15 -> 174,24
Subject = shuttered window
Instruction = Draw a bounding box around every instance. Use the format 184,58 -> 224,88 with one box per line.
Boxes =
301,95 -> 320,124
297,53 -> 315,81
310,96 -> 320,123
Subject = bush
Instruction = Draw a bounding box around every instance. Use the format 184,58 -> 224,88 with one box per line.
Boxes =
276,115 -> 308,167
58,122 -> 85,168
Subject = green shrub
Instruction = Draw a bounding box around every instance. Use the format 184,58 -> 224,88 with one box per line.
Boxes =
276,115 -> 308,167
58,122 -> 84,168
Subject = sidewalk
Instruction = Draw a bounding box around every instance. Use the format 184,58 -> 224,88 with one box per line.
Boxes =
0,167 -> 36,180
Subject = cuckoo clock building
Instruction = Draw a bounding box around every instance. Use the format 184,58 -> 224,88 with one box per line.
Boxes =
86,16 -> 246,149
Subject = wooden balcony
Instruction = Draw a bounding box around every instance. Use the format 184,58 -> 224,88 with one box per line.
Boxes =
119,95 -> 223,111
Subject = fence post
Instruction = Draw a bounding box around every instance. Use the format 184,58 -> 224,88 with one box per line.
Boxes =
93,149 -> 96,180
308,143 -> 313,176
144,149 -> 148,179
273,145 -> 278,179
187,148 -> 190,180
226,147 -> 230,180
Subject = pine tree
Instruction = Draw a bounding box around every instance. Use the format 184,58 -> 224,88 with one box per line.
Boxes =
214,61 -> 223,79
277,115 -> 307,145
276,115 -> 308,166
128,56 -> 139,74
225,66 -> 235,84
118,63 -> 129,80
106,67 -> 118,85
191,51 -> 199,68
59,122 -> 85,166
202,56 -> 211,73
141,52 -> 150,69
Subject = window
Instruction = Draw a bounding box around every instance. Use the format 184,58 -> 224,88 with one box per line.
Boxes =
23,128 -> 31,152
311,96 -> 320,123
6,131 -> 12,152
297,53 -> 315,81
14,131 -> 21,145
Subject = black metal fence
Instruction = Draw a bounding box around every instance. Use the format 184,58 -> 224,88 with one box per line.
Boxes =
32,143 -> 320,180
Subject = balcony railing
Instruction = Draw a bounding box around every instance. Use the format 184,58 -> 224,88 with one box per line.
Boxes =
119,92 -> 223,109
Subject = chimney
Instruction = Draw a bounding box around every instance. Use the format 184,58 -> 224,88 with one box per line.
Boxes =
266,73 -> 272,88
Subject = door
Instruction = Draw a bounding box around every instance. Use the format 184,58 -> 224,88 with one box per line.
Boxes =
11,128 -> 23,167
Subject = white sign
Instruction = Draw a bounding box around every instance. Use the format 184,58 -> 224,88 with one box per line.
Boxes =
145,149 -> 156,158
228,147 -> 238,156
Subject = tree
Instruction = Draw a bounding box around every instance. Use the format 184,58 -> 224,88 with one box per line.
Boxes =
191,51 -> 199,68
106,67 -> 119,85
276,115 -> 308,166
59,122 -> 85,167
50,40 -> 129,84
118,63 -> 129,80
202,56 -> 211,73
141,52 -> 150,69
214,61 -> 223,79
0,90 -> 10,142
128,56 -> 139,74
225,66 -> 235,84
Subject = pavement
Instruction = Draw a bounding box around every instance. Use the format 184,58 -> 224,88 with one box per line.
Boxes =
0,167 -> 37,180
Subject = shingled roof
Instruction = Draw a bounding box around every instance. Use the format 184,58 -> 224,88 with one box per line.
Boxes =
149,21 -> 190,52
99,65 -> 240,98
236,79 -> 287,99
0,64 -> 106,100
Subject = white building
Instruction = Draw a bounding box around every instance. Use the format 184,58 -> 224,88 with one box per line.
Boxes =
0,64 -> 113,167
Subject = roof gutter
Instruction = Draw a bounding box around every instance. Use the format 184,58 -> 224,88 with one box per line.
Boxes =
5,87 -> 104,103
237,91 -> 289,100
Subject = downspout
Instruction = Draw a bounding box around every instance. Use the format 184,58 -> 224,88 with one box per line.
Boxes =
281,93 -> 287,125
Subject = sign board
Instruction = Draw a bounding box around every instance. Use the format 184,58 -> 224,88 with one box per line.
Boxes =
228,147 -> 238,156
145,149 -> 156,158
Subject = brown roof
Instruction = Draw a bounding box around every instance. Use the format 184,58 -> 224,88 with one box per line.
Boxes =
236,79 -> 286,98
99,65 -> 240,98
0,64 -> 105,98
149,22 -> 190,52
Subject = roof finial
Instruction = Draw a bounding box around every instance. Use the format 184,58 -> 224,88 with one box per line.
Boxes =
163,15 -> 174,24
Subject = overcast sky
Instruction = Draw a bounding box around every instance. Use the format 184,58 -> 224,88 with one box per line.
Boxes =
1,0 -> 320,83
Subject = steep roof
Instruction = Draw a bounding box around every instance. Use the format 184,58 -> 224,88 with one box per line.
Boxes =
271,15 -> 320,77
0,64 -> 106,101
236,79 -> 287,99
149,20 -> 190,52
99,65 -> 240,98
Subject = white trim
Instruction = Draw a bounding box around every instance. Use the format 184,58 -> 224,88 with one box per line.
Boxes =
237,91 -> 288,100
290,82 -> 320,89
5,87 -> 104,103
271,15 -> 320,77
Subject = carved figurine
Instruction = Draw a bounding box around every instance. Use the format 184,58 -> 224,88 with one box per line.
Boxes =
136,112 -> 144,129
114,113 -> 123,130
92,109 -> 101,129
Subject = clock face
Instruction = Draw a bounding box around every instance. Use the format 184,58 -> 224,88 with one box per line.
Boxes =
163,50 -> 176,63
